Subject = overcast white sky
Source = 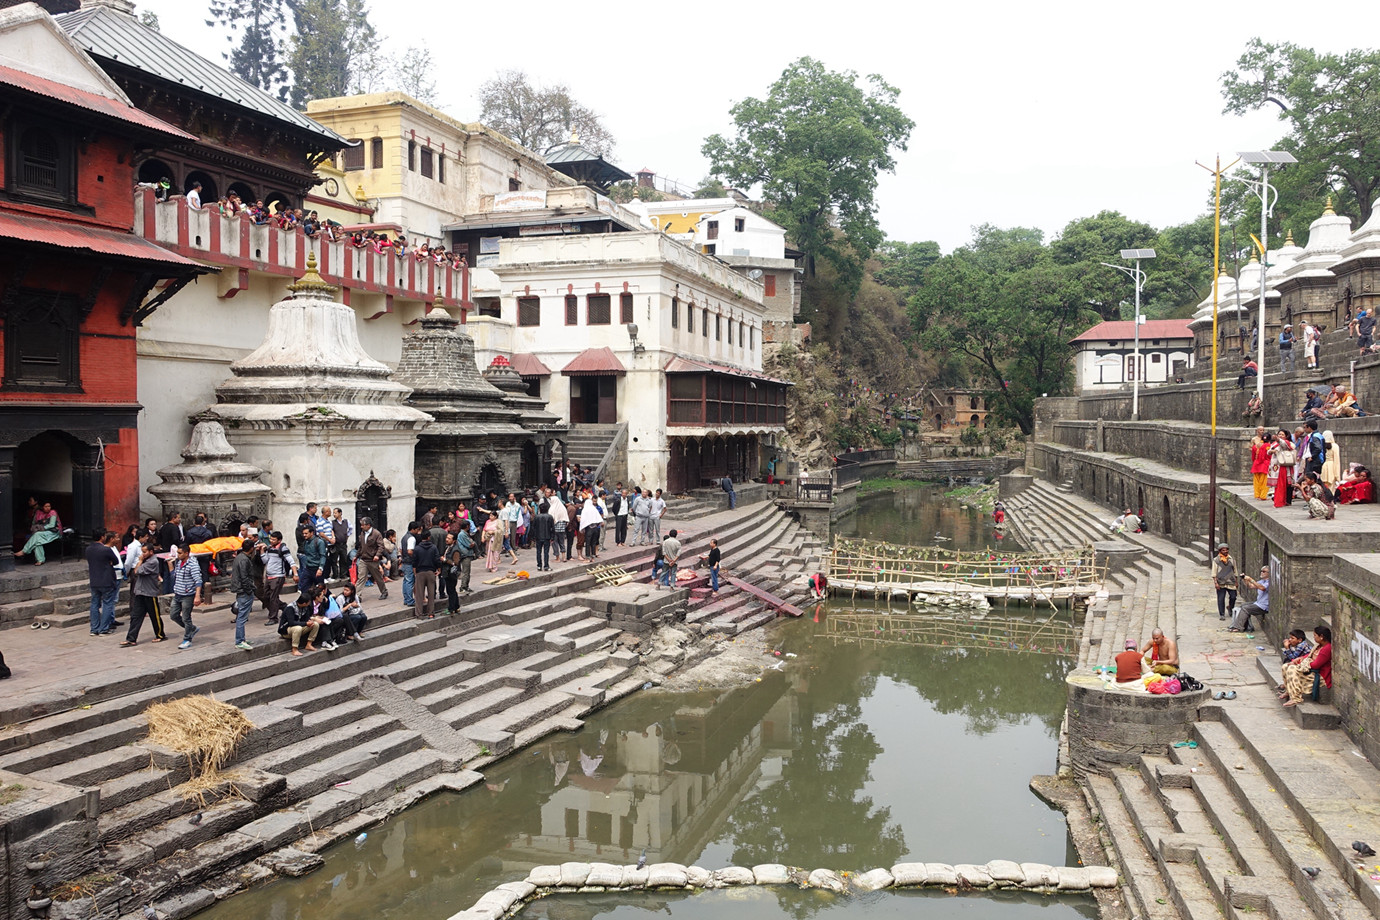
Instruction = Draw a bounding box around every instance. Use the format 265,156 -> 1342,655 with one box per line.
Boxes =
137,0 -> 1369,253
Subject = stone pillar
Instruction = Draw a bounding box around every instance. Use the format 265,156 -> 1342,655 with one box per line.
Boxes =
1065,670 -> 1208,775
72,442 -> 105,539
0,445 -> 14,574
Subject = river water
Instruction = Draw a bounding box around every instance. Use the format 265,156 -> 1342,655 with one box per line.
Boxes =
202,484 -> 1091,920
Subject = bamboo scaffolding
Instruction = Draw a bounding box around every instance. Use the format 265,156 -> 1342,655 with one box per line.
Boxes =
826,537 -> 1105,608
824,609 -> 1078,657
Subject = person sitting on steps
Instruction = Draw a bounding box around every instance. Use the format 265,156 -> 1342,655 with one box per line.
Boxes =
1140,628 -> 1179,675
279,593 -> 320,657
1229,565 -> 1269,632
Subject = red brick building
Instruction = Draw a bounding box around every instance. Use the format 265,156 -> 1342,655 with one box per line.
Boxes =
0,3 -> 204,570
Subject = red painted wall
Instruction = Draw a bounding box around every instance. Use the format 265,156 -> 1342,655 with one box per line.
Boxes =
0,122 -> 138,230
0,111 -> 150,529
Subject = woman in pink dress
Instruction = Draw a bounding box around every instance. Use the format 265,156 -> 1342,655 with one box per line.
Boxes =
1270,429 -> 1295,507
482,510 -> 503,572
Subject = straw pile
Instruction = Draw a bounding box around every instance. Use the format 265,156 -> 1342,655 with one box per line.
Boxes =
144,695 -> 255,802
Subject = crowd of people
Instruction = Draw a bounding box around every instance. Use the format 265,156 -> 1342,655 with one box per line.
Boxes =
1247,415 -> 1374,520
68,459 -> 727,660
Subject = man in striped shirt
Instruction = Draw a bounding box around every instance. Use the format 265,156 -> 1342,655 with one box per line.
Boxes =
168,545 -> 203,649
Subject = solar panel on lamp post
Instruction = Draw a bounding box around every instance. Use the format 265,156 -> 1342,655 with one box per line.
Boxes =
1237,150 -> 1298,401
1101,249 -> 1155,420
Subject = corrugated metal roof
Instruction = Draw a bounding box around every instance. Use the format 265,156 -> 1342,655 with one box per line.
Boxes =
544,141 -> 631,186
0,209 -> 203,267
56,6 -> 346,146
663,356 -> 792,386
0,61 -> 193,139
561,347 -> 626,377
508,353 -> 553,377
1071,320 -> 1193,343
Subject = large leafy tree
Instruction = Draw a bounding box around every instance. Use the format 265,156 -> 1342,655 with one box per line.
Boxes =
911,225 -> 1099,434
701,57 -> 913,294
1221,39 -> 1380,224
206,0 -> 290,101
286,0 -> 379,106
477,70 -> 615,156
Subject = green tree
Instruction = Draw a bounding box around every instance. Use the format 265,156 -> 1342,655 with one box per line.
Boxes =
286,0 -> 379,106
911,225 -> 1099,434
206,0 -> 289,101
702,57 -> 914,293
1221,39 -> 1380,224
872,240 -> 941,292
477,70 -> 615,156
692,176 -> 728,199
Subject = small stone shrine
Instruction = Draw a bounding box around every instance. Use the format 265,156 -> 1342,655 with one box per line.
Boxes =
147,419 -> 272,533
395,296 -> 562,511
205,253 -> 432,532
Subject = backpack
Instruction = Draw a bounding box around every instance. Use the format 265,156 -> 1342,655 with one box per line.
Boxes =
1310,432 -> 1326,463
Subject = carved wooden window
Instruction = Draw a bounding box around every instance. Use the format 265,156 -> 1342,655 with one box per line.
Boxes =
370,137 -> 383,168
517,296 -> 540,327
565,295 -> 578,325
620,292 -> 634,325
587,293 -> 611,325
8,121 -> 75,205
342,140 -> 365,171
3,288 -> 81,390
420,148 -> 434,179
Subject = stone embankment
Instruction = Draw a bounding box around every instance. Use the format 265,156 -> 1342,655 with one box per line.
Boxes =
443,859 -> 1119,920
0,500 -> 824,920
1001,481 -> 1380,920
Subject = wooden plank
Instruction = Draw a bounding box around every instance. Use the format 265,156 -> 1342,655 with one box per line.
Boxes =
725,575 -> 803,618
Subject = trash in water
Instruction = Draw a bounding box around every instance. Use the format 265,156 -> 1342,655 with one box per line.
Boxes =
785,652 -> 798,658
642,682 -> 653,690
354,833 -> 367,848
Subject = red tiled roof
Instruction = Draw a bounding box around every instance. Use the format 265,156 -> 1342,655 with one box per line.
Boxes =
1071,320 -> 1192,343
508,353 -> 553,377
0,209 -> 203,267
663,356 -> 793,386
561,347 -> 626,377
0,62 -> 194,140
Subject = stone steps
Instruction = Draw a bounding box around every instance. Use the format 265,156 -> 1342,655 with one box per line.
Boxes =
1174,725 -> 1372,920
0,500 -> 808,915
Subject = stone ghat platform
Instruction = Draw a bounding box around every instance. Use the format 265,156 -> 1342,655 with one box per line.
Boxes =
1000,479 -> 1380,920
444,860 -> 1118,920
0,500 -> 827,920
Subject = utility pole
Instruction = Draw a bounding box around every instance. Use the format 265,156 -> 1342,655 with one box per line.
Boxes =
1197,154 -> 1240,551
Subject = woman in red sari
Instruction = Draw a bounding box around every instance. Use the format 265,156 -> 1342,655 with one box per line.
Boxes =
1249,426 -> 1272,500
1270,429 -> 1294,508
1336,466 -> 1375,504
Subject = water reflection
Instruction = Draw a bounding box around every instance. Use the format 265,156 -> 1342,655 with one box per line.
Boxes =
837,483 -> 1012,552
200,486 -> 1077,920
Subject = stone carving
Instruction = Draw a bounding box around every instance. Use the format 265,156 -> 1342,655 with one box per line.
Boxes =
147,419 -> 272,529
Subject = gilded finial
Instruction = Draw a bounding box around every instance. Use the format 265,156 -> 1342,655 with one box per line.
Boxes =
1285,228 -> 1295,246
1324,195 -> 1335,215
288,249 -> 339,297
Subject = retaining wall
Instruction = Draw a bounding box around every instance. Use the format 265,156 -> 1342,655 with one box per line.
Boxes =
1065,670 -> 1209,775
1325,555 -> 1380,767
443,859 -> 1118,919
1032,443 -> 1210,546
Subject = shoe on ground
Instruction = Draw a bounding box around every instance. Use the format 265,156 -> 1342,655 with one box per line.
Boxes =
178,639 -> 192,649
190,625 -> 200,641
235,641 -> 253,651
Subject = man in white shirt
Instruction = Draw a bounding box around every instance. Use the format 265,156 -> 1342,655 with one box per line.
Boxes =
649,489 -> 667,543
186,181 -> 203,210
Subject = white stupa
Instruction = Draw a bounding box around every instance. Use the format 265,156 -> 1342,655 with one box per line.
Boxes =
207,253 -> 433,530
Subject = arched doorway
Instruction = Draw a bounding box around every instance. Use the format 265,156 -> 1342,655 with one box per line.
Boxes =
475,463 -> 505,503
265,190 -> 293,215
184,170 -> 218,201
228,181 -> 257,204
138,158 -> 174,187
354,473 -> 390,537
14,432 -> 73,547
520,441 -> 540,490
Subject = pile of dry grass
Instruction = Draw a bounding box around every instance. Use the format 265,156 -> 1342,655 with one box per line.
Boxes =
144,695 -> 254,803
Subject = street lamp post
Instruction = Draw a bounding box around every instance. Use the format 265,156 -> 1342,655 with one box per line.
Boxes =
1100,249 -> 1156,420
1237,150 -> 1298,401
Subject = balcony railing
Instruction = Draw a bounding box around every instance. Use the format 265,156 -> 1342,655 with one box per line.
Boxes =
133,188 -> 468,310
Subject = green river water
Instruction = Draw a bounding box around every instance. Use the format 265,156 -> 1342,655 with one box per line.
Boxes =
200,484 -> 1094,920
